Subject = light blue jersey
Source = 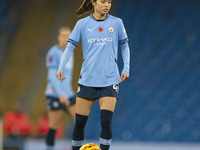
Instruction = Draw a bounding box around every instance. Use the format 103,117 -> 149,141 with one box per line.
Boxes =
58,14 -> 130,87
45,45 -> 74,98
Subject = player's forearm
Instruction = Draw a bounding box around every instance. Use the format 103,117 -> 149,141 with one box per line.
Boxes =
120,42 -> 130,75
48,68 -> 66,97
58,42 -> 75,72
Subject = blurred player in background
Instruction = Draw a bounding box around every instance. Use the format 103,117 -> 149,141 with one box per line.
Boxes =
45,26 -> 76,150
57,0 -> 130,150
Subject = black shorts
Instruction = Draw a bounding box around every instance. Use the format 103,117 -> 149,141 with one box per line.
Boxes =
76,84 -> 119,99
46,96 -> 76,111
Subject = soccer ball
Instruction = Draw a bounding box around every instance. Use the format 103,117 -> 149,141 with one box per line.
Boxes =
80,143 -> 101,150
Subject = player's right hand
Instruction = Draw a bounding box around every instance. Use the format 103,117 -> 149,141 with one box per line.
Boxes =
57,71 -> 66,82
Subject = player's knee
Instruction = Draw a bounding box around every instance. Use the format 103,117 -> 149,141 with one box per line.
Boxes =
101,110 -> 113,128
75,114 -> 88,128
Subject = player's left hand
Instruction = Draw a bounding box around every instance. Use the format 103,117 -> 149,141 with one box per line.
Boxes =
120,73 -> 129,83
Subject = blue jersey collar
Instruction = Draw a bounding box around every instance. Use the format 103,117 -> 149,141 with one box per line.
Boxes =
90,13 -> 110,21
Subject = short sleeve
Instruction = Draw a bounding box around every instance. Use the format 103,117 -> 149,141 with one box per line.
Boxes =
118,19 -> 129,45
67,20 -> 81,46
46,51 -> 59,68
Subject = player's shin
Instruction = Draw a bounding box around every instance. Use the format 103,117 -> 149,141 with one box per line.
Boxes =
100,110 -> 113,150
46,128 -> 56,150
72,114 -> 88,150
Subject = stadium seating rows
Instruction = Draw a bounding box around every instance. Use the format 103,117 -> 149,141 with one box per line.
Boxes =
0,0 -> 14,32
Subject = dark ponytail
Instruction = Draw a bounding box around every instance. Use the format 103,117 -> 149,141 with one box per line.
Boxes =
76,0 -> 96,16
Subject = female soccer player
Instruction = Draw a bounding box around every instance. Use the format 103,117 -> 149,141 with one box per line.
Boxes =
57,0 -> 130,150
45,26 -> 76,150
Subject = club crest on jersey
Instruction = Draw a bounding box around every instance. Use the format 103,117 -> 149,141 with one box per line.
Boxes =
108,27 -> 114,32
